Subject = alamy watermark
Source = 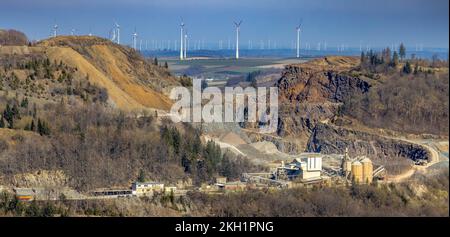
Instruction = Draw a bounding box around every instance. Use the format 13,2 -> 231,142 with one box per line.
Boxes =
169,79 -> 278,133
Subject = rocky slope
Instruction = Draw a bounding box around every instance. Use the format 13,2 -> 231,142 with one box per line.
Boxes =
275,56 -> 371,148
1,35 -> 179,111
38,36 -> 180,110
277,57 -> 369,104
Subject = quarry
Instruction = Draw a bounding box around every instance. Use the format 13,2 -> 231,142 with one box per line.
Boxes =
0,31 -> 448,217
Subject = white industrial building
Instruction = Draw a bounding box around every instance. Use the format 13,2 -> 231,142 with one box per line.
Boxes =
276,153 -> 323,181
131,181 -> 165,196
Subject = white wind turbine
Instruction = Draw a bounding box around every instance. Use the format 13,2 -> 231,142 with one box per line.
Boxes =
132,28 -> 138,50
296,23 -> 302,58
53,23 -> 58,37
234,20 -> 242,59
180,20 -> 185,60
115,22 -> 120,44
70,28 -> 76,36
184,31 -> 188,59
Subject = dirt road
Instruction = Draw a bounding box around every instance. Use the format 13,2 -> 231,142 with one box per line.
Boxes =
385,136 -> 443,182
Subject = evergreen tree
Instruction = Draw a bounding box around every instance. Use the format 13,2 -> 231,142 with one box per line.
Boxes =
3,104 -> 14,128
32,103 -> 37,119
12,104 -> 20,120
403,61 -> 412,74
37,119 -> 42,134
37,118 -> 50,136
383,47 -> 391,64
391,51 -> 399,67
164,61 -> 169,69
20,97 -> 29,108
0,116 -> 5,128
30,120 -> 35,131
137,169 -> 146,182
360,51 -> 366,65
399,43 -> 406,61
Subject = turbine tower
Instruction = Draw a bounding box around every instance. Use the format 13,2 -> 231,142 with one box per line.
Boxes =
296,23 -> 301,58
132,28 -> 138,50
180,20 -> 185,60
184,31 -> 188,59
234,20 -> 242,59
115,22 -> 120,44
53,24 -> 58,37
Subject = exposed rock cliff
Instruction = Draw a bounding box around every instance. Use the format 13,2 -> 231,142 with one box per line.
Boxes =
275,56 -> 370,140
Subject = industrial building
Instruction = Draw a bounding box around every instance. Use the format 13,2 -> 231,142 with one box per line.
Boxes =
274,153 -> 323,181
131,181 -> 165,196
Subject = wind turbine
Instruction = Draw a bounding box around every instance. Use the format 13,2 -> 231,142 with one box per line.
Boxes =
296,22 -> 302,58
180,20 -> 185,60
184,30 -> 188,59
70,28 -> 76,36
53,23 -> 58,37
132,28 -> 138,50
234,20 -> 242,59
115,22 -> 120,44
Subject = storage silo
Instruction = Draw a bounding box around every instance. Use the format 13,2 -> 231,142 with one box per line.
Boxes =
361,157 -> 373,184
351,161 -> 363,183
341,153 -> 353,178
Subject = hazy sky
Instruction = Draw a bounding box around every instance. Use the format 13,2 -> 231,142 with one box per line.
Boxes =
0,0 -> 448,48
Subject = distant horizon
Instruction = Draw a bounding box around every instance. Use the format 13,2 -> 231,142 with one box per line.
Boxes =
1,0 -> 448,49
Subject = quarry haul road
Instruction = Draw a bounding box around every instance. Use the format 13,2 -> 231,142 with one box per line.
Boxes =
384,136 -> 441,183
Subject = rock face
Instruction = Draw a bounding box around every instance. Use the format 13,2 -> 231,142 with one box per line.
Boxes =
275,56 -> 370,140
307,123 -> 428,162
11,170 -> 70,187
277,65 -> 370,104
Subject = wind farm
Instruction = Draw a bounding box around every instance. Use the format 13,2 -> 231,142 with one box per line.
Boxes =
36,17 -> 446,85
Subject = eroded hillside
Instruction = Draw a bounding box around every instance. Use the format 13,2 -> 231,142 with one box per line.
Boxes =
274,56 -> 370,148
1,36 -> 180,111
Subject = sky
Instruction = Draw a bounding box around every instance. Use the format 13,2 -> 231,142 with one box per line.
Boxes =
0,0 -> 448,49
